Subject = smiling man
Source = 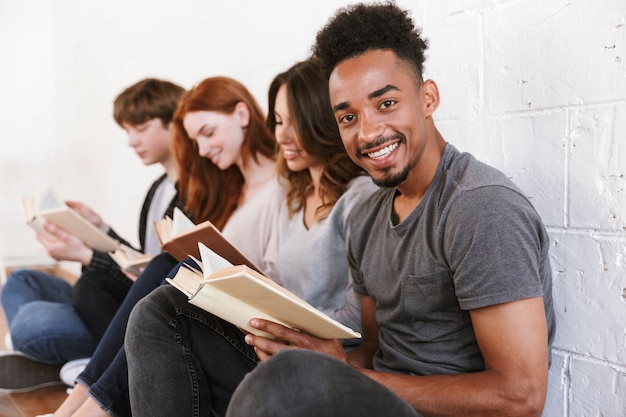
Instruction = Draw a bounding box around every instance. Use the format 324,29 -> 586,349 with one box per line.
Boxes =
226,3 -> 556,417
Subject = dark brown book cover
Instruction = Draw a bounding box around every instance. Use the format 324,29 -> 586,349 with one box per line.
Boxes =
155,208 -> 261,274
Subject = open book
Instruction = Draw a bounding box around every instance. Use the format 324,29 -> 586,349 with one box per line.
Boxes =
110,245 -> 153,275
167,242 -> 361,340
155,208 -> 260,273
21,188 -> 119,253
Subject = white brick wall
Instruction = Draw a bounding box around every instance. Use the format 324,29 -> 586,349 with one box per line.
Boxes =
0,0 -> 624,414
422,1 -> 626,414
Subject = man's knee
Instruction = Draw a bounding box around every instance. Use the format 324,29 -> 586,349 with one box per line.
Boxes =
126,286 -> 178,347
230,350 -> 336,410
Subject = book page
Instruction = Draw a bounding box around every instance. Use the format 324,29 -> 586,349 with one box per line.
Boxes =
21,191 -> 57,240
21,188 -> 62,221
198,242 -> 233,277
154,216 -> 173,245
36,188 -> 64,211
166,265 -> 204,298
170,207 -> 196,238
110,245 -> 153,275
20,194 -> 35,221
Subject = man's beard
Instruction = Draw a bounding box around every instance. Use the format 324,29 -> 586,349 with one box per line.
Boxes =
357,133 -> 409,187
371,164 -> 410,188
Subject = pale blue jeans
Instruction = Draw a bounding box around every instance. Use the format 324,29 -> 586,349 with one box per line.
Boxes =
1,269 -> 98,363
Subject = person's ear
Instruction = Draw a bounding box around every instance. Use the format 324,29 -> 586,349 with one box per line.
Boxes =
234,102 -> 250,128
422,79 -> 440,117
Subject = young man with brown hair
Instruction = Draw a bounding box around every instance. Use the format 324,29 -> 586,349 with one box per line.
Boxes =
0,78 -> 184,392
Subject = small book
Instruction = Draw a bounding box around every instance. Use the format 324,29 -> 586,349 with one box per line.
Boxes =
154,207 -> 260,273
21,188 -> 119,253
167,242 -> 362,340
110,245 -> 154,275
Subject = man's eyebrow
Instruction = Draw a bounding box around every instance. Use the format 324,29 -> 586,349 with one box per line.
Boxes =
332,85 -> 400,113
368,84 -> 400,100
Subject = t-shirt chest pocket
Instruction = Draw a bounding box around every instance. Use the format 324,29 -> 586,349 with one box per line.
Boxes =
402,271 -> 468,340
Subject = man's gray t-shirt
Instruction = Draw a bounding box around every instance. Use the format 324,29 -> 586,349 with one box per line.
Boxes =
348,144 -> 556,375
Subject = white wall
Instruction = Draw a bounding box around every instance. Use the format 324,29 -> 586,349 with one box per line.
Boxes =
0,0 -> 624,414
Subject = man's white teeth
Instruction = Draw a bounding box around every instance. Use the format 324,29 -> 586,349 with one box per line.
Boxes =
367,142 -> 398,159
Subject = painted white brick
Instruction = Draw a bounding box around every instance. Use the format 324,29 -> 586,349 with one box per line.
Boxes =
544,351 -> 568,417
425,14 -> 482,121
423,0 -> 512,23
569,104 -> 626,231
569,357 -> 626,416
484,0 -> 626,113
550,232 -> 626,364
435,118 -> 491,163
486,111 -> 568,227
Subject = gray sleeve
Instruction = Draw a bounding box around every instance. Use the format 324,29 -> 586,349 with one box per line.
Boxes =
444,185 -> 547,310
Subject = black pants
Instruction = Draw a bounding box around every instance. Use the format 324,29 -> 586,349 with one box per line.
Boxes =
72,268 -> 133,340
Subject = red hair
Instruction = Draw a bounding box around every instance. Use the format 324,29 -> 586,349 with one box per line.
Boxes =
172,76 -> 276,229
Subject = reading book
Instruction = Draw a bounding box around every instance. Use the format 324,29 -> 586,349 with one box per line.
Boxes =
154,208 -> 260,273
167,242 -> 361,340
110,245 -> 153,275
21,188 -> 119,253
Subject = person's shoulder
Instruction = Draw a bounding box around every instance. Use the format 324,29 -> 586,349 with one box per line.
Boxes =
442,146 -> 543,225
150,172 -> 169,186
323,175 -> 379,212
348,181 -> 393,220
261,175 -> 288,198
143,172 -> 167,192
345,175 -> 379,198
445,145 -> 519,193
141,172 -> 170,203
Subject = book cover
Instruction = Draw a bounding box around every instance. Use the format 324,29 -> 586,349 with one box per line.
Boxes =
154,208 -> 261,273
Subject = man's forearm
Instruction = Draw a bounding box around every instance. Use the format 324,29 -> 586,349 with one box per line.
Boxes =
359,369 -> 546,417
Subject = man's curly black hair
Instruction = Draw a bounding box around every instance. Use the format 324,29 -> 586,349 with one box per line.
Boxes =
312,1 -> 428,81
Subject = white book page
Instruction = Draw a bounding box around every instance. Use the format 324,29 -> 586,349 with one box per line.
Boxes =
198,242 -> 233,278
170,207 -> 196,237
36,188 -> 63,211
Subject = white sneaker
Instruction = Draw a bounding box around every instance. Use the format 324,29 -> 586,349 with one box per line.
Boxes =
4,333 -> 13,351
59,358 -> 90,387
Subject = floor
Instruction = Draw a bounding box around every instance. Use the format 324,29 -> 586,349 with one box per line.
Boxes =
0,263 -> 75,417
